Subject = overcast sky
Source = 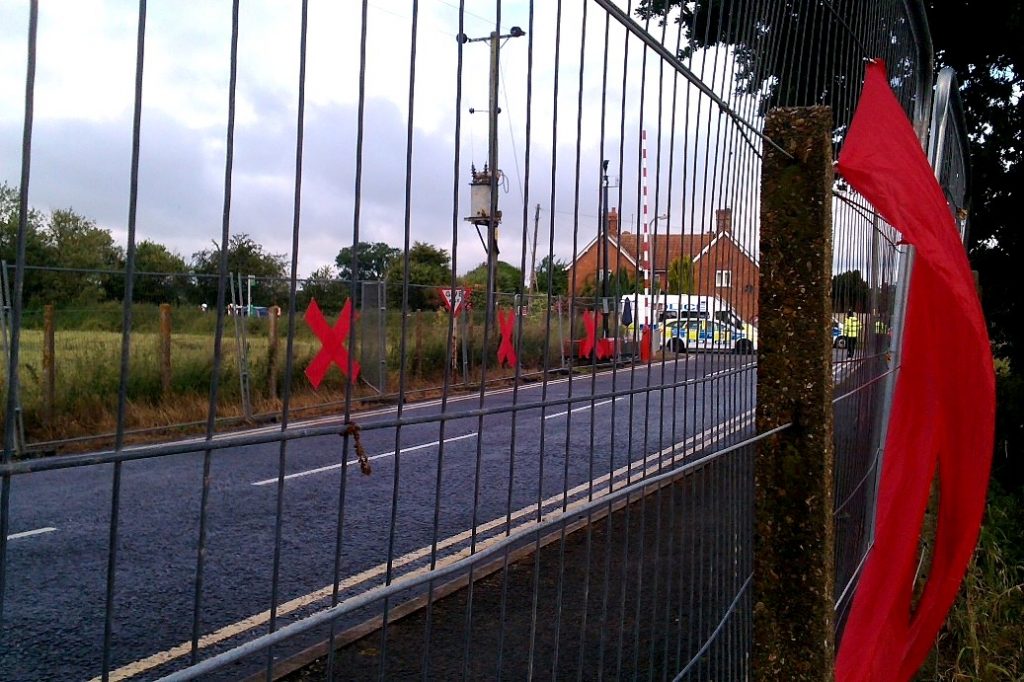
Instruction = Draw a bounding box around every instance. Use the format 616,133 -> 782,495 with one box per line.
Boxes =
0,0 -> 764,281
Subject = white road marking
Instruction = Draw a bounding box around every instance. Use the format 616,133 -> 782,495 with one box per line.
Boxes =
250,432 -> 479,486
543,398 -> 613,420
833,357 -> 864,381
541,360 -> 755,421
165,358 -> 686,449
113,357 -> 710,460
7,527 -> 57,540
251,358 -> 753,485
704,361 -> 757,379
102,412 -> 753,681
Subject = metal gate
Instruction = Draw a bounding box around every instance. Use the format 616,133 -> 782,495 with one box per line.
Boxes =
359,280 -> 388,395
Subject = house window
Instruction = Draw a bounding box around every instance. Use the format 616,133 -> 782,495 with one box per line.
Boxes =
715,269 -> 732,288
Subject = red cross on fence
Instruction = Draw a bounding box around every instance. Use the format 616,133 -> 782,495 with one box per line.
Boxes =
496,308 -> 517,368
304,297 -> 360,389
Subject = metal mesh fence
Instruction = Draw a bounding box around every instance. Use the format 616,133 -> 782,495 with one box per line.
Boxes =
929,67 -> 972,244
0,1 -> 970,680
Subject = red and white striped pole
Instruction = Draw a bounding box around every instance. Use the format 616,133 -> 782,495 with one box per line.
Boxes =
638,128 -> 655,361
641,129 -> 651,308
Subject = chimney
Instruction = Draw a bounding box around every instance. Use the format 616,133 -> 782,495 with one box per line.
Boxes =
607,208 -> 619,238
715,208 -> 732,234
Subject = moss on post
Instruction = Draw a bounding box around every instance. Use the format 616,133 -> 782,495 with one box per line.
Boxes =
754,105 -> 836,681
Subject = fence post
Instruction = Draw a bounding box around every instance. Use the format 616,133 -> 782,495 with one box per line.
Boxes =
267,306 -> 280,400
43,304 -> 55,423
229,273 -> 253,422
460,307 -> 469,386
754,105 -> 836,680
159,303 -> 172,397
414,310 -> 423,380
557,296 -> 565,369
377,283 -> 388,394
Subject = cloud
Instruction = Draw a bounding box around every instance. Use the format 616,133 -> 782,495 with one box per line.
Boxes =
1,0 -> 765,280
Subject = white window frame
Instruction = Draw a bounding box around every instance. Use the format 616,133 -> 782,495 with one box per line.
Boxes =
715,269 -> 733,288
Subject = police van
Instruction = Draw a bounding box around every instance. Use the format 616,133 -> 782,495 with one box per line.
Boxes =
619,294 -> 757,353
662,317 -> 755,354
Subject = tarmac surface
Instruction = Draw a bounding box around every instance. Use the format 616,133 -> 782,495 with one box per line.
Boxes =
1,348 -> 852,681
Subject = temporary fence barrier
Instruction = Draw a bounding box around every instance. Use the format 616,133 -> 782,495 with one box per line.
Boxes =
0,1 -> 973,680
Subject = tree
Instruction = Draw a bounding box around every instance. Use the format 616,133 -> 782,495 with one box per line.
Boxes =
106,240 -> 189,304
335,241 -> 400,284
635,0 -> 880,130
831,270 -> 870,313
384,241 -> 453,310
926,2 -> 1024,369
611,267 -> 640,296
0,183 -> 51,307
535,255 -> 569,296
460,260 -> 523,295
667,256 -> 695,295
298,264 -> 350,311
191,233 -> 288,306
925,1 -> 1024,492
38,207 -> 121,305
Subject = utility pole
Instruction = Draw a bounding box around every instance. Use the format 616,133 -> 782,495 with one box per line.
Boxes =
529,203 -> 540,294
458,26 -> 525,319
486,30 -> 500,318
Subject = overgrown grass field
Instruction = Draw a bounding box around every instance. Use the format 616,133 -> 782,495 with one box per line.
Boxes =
2,302 -> 576,449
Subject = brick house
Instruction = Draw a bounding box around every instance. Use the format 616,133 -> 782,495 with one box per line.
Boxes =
566,208 -> 759,321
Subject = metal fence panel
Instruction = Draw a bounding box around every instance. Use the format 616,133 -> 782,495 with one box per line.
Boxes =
0,1 -> 966,680
360,280 -> 387,395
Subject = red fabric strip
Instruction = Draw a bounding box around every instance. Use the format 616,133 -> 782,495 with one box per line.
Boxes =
835,61 -> 994,681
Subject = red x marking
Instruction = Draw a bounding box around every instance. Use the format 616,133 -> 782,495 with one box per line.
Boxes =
496,308 -> 517,367
304,297 -> 360,389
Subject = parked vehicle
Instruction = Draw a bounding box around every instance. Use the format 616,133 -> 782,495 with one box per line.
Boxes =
662,318 -> 755,354
832,320 -> 845,348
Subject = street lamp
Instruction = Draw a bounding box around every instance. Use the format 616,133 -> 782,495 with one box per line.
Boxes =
457,26 -> 526,320
601,160 -> 610,337
644,213 -> 669,298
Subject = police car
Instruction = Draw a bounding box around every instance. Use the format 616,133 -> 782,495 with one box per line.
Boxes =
662,318 -> 755,354
832,320 -> 845,348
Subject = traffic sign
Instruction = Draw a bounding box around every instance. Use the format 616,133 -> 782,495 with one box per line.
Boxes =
439,287 -> 472,315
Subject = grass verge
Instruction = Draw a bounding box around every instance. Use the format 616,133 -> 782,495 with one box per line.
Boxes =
918,483 -> 1024,680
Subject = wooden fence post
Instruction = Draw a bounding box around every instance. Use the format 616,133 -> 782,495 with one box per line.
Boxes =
43,304 -> 55,423
159,303 -> 172,397
754,105 -> 836,680
268,306 -> 280,400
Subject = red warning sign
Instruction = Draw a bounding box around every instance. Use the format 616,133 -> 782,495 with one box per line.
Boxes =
439,287 -> 471,316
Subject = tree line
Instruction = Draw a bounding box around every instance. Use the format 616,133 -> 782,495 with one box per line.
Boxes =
0,182 -> 577,312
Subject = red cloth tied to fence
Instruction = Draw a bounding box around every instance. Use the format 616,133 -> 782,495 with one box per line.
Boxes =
579,310 -> 600,359
639,326 -> 652,363
834,60 -> 994,681
496,308 -> 517,368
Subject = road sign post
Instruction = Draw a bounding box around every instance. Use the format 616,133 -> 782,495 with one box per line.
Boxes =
440,288 -> 472,380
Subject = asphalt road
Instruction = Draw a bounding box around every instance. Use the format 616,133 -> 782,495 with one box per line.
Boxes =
0,350 -> 768,681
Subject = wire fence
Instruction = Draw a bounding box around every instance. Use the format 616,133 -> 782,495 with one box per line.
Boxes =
0,1 -> 968,680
